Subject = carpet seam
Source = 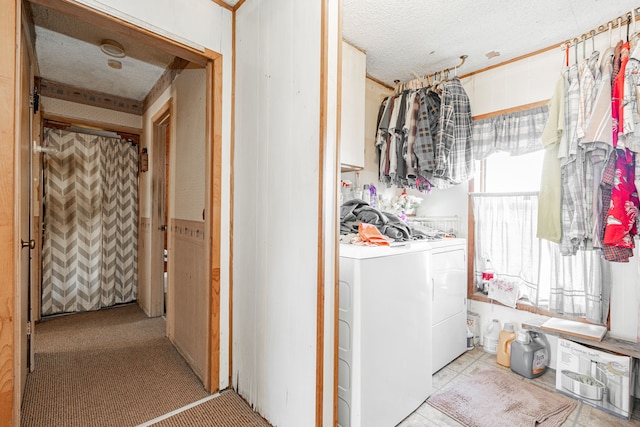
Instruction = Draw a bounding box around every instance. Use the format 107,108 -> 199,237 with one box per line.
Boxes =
135,392 -> 222,427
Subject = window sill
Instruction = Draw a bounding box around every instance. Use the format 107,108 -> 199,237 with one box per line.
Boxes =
522,317 -> 640,359
468,292 -> 541,314
468,292 -> 591,320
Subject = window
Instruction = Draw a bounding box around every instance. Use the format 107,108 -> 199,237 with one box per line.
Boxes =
483,151 -> 544,193
470,106 -> 609,324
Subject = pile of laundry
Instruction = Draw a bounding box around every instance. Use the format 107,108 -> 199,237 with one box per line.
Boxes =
340,199 -> 428,244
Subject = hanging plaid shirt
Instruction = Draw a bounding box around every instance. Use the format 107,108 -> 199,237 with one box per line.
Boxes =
560,64 -> 586,256
403,91 -> 420,179
433,77 -> 474,185
414,87 -> 440,175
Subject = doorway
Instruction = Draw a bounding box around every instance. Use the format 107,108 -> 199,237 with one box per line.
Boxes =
40,127 -> 139,316
11,2 -> 225,423
151,103 -> 171,317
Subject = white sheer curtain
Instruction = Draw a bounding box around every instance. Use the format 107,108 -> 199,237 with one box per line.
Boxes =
472,192 -> 610,324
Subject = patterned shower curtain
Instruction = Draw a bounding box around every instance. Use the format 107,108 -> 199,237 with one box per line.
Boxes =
41,128 -> 138,316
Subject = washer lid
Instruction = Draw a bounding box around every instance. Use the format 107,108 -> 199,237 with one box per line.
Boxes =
339,242 -> 432,259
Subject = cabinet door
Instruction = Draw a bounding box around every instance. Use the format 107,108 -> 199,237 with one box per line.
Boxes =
432,247 -> 466,325
340,41 -> 366,169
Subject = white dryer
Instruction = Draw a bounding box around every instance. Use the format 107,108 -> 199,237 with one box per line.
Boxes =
429,238 -> 468,373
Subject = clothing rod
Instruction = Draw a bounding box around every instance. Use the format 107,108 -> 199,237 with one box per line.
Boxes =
394,54 -> 468,93
561,6 -> 640,49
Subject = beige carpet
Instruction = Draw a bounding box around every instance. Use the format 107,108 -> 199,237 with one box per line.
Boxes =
428,369 -> 577,427
20,304 -> 267,427
150,391 -> 271,426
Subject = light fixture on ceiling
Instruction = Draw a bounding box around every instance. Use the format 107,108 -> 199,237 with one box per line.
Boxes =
107,59 -> 122,70
100,39 -> 126,58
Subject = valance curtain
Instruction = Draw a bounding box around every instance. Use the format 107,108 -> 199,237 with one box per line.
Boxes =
472,105 -> 548,159
472,192 -> 609,324
41,128 -> 138,316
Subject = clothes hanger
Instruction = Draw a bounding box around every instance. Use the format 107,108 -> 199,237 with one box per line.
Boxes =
609,21 -> 613,46
562,42 -> 569,69
619,16 -> 623,42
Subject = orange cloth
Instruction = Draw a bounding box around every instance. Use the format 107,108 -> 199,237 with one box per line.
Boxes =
358,222 -> 390,246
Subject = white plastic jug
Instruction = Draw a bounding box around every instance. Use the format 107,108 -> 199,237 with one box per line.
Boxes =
483,319 -> 500,354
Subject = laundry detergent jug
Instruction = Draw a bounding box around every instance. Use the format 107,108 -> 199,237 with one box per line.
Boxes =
510,331 -> 548,378
496,322 -> 516,367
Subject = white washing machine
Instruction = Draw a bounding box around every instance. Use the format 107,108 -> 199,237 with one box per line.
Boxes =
338,242 -> 433,427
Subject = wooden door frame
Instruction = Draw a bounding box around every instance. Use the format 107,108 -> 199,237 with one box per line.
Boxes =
150,101 -> 172,319
1,1 -> 225,424
1,0 -> 18,423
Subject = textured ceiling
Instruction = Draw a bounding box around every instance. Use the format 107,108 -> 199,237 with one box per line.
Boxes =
30,1 -> 640,102
343,0 -> 640,86
31,3 -> 175,101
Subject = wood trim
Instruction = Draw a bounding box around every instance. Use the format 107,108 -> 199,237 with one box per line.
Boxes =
366,74 -> 394,91
28,0 -> 217,66
472,99 -> 550,121
0,0 -> 17,424
21,2 -> 38,77
460,44 -> 560,80
467,180 -> 475,297
150,98 -> 172,125
228,4 -> 236,388
233,0 -> 248,12
143,57 -> 190,113
209,0 -> 233,12
334,3 -> 343,426
42,113 -> 142,136
207,57 -> 223,393
317,0 -> 328,424
150,101 -> 170,320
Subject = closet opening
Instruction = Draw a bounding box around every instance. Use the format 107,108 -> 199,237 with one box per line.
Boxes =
38,118 -> 140,319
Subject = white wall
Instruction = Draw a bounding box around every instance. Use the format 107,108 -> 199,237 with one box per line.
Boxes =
81,0 -> 233,390
40,96 -> 143,129
234,0 -> 336,425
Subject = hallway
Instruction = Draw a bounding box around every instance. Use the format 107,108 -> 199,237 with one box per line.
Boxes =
20,304 -> 268,426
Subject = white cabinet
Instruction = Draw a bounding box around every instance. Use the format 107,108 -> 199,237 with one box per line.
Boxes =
340,41 -> 366,170
430,239 -> 468,373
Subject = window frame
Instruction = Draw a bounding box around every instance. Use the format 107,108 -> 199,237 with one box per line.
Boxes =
466,161 -> 610,326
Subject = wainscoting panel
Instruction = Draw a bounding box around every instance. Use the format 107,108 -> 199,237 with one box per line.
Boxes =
171,218 -> 209,384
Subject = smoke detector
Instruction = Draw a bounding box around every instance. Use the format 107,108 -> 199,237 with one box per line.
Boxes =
100,39 -> 126,58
